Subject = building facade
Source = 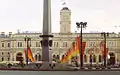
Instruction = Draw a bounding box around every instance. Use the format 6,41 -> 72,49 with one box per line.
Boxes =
0,7 -> 120,65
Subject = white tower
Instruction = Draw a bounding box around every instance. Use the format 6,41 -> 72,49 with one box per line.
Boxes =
60,7 -> 71,34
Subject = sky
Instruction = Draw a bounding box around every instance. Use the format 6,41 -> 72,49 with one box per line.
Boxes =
0,0 -> 120,34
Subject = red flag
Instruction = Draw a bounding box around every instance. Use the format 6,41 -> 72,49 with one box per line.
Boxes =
76,37 -> 80,50
71,42 -> 76,56
75,37 -> 86,55
100,40 -> 104,49
61,55 -> 66,63
82,42 -> 86,54
102,48 -> 108,59
67,48 -> 72,60
64,53 -> 68,62
100,41 -> 108,59
25,47 -> 35,62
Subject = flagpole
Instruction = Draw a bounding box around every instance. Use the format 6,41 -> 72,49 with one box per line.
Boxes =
76,22 -> 87,69
24,36 -> 31,66
101,32 -> 109,68
104,33 -> 106,68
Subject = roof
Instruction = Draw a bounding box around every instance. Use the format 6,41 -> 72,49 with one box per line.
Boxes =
62,7 -> 69,10
0,35 -> 10,38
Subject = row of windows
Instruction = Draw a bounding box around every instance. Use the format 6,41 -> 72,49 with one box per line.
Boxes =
0,42 -> 40,48
1,43 -> 10,47
0,42 -> 68,48
84,55 -> 102,63
54,42 -> 67,47
1,57 -> 10,61
52,54 -> 102,63
89,41 -> 118,47
1,41 -> 118,48
0,52 -> 10,55
6,42 -> 68,48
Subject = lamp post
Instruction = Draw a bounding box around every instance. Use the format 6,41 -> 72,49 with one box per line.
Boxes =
59,39 -> 63,63
76,22 -> 87,69
101,32 -> 109,68
24,36 -> 31,65
59,47 -> 62,62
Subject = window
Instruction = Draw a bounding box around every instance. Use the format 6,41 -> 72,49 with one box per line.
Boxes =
18,42 -> 19,47
35,55 -> 37,61
115,41 -> 118,47
2,43 -> 4,47
54,42 -> 58,47
36,42 -> 40,47
29,41 -> 31,47
89,55 -> 92,63
62,55 -> 64,59
2,52 -> 4,55
93,55 -> 96,62
63,42 -> 67,47
52,54 -> 56,62
38,55 -> 41,61
108,41 -> 114,47
2,57 -> 4,61
8,43 -> 10,47
8,52 -> 10,55
56,55 -> 60,60
8,57 -> 10,61
18,42 -> 22,47
89,41 -> 95,47
20,42 -> 22,47
84,55 -> 87,62
99,55 -> 102,62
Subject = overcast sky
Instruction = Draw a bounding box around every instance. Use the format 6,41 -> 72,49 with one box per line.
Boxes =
0,0 -> 120,34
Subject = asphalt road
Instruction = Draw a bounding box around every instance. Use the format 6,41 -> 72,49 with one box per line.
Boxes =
0,71 -> 120,75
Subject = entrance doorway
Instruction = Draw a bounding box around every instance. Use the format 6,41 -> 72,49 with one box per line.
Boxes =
16,52 -> 23,61
109,52 -> 115,65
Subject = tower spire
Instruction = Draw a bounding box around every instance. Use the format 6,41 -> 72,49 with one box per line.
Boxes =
61,0 -> 67,7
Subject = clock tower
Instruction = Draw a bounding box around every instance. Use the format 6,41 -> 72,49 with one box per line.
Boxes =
60,7 -> 71,34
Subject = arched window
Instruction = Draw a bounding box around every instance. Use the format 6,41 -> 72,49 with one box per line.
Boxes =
16,52 -> 22,61
109,52 -> 115,65
35,55 -> 37,61
53,55 -> 56,58
84,55 -> 87,62
99,55 -> 102,62
2,57 -> 4,61
62,55 -> 65,59
89,55 -> 92,63
56,55 -> 60,60
56,55 -> 60,63
52,54 -> 56,61
8,57 -> 10,61
38,55 -> 41,61
93,55 -> 96,62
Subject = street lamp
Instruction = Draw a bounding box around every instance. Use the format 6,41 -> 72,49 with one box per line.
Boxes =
24,36 -> 31,65
76,22 -> 87,69
101,32 -> 109,68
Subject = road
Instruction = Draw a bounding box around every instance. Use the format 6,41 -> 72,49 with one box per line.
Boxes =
0,70 -> 120,75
